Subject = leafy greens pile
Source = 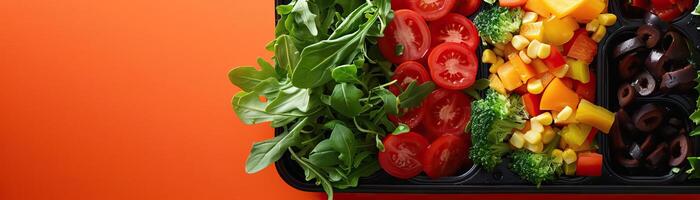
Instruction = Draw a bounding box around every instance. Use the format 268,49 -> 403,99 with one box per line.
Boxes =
228,0 -> 434,199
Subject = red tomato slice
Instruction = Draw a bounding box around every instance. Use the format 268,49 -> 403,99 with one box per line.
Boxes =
392,0 -> 410,10
454,0 -> 481,17
407,0 -> 458,21
576,153 -> 603,176
427,43 -> 478,90
651,0 -> 673,9
388,61 -> 431,128
429,13 -> 479,51
422,134 -> 469,179
422,88 -> 472,134
378,132 -> 430,179
379,9 -> 431,64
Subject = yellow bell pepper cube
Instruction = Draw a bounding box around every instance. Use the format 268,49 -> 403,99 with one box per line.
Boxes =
489,74 -> 507,95
497,61 -> 525,91
542,126 -> 557,143
542,0 -> 585,18
525,0 -> 551,17
575,99 -> 615,133
566,58 -> 590,83
562,124 -> 588,147
482,49 -> 498,64
569,0 -> 606,23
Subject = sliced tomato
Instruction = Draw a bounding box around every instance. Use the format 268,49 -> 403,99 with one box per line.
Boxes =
378,9 -> 431,64
652,6 -> 682,21
454,0 -> 481,17
388,61 -> 431,128
576,153 -> 603,176
673,0 -> 694,11
428,13 -> 479,51
499,0 -> 528,7
427,43 -> 478,90
378,132 -> 430,179
422,89 -> 472,134
407,0 -> 458,21
651,0 -> 673,9
522,93 -> 542,116
630,0 -> 650,9
422,134 -> 469,179
392,0 -> 410,10
575,71 -> 596,102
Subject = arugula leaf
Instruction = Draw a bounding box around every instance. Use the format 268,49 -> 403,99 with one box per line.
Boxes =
245,118 -> 308,173
275,35 -> 300,73
228,64 -> 276,92
266,83 -> 314,113
329,3 -> 372,39
392,123 -> 410,135
291,0 -> 319,36
331,64 -> 361,83
693,2 -> 700,15
329,123 -> 356,168
375,88 -> 399,115
308,139 -> 341,167
375,134 -> 385,152
398,81 -> 436,108
689,71 -> 700,136
232,91 -> 306,127
289,148 -> 333,200
687,157 -> 700,179
330,83 -> 364,117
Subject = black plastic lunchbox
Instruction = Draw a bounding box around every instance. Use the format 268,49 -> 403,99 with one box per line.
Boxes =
273,0 -> 700,194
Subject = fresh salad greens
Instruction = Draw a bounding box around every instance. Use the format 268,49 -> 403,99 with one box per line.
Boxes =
228,0 -> 434,199
693,2 -> 700,16
474,6 -> 523,44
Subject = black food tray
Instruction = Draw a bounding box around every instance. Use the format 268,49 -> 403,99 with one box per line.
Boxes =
272,0 -> 700,194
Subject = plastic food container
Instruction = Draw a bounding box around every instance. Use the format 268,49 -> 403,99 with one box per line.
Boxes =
273,0 -> 700,193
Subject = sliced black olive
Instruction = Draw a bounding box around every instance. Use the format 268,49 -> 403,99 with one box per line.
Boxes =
618,84 -> 636,107
643,12 -> 669,31
645,49 -> 666,78
629,143 -> 644,160
616,151 -> 641,168
611,120 -> 627,150
637,25 -> 661,48
619,53 -> 642,80
669,134 -> 689,167
616,109 -> 638,133
640,134 -> 655,154
661,31 -> 690,62
614,37 -> 646,58
660,125 -> 680,138
633,103 -> 665,132
645,143 -> 669,169
660,65 -> 696,92
631,72 -> 656,96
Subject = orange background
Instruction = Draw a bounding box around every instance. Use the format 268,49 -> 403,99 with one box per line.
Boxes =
0,1 -> 698,200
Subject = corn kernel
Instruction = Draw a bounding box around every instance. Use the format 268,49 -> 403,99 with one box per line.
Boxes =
489,57 -> 505,73
527,40 -> 541,59
518,50 -> 532,64
482,49 -> 498,64
542,126 -> 556,144
551,149 -> 564,164
536,43 -> 552,59
526,141 -> 544,153
598,14 -> 617,26
530,119 -> 544,133
591,25 -> 607,42
524,130 -> 542,144
533,112 -> 553,126
510,131 -> 526,149
563,149 -> 578,164
556,106 -> 574,123
511,35 -> 530,51
522,12 -> 539,24
494,48 -> 504,57
551,64 -> 570,78
526,78 -> 544,94
586,19 -> 600,33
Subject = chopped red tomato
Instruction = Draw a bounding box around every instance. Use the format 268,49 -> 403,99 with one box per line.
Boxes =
408,0 -> 458,21
427,43 -> 478,90
429,13 -> 480,51
422,89 -> 472,135
422,134 -> 469,179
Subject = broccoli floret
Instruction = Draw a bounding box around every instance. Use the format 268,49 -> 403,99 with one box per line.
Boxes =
474,6 -> 523,44
510,150 -> 563,186
469,90 -> 527,171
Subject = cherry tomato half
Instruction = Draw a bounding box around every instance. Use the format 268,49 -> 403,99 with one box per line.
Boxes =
378,132 -> 430,179
408,0 -> 458,21
422,134 -> 469,179
427,42 -> 478,90
454,0 -> 481,17
422,88 -> 472,134
429,13 -> 480,51
388,61 -> 431,128
379,9 -> 431,64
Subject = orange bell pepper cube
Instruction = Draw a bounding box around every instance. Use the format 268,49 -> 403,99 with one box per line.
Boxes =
569,0 -> 606,23
497,61 -> 524,91
525,0 -> 551,17
540,78 -> 580,111
500,0 -> 528,7
508,53 -> 537,82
